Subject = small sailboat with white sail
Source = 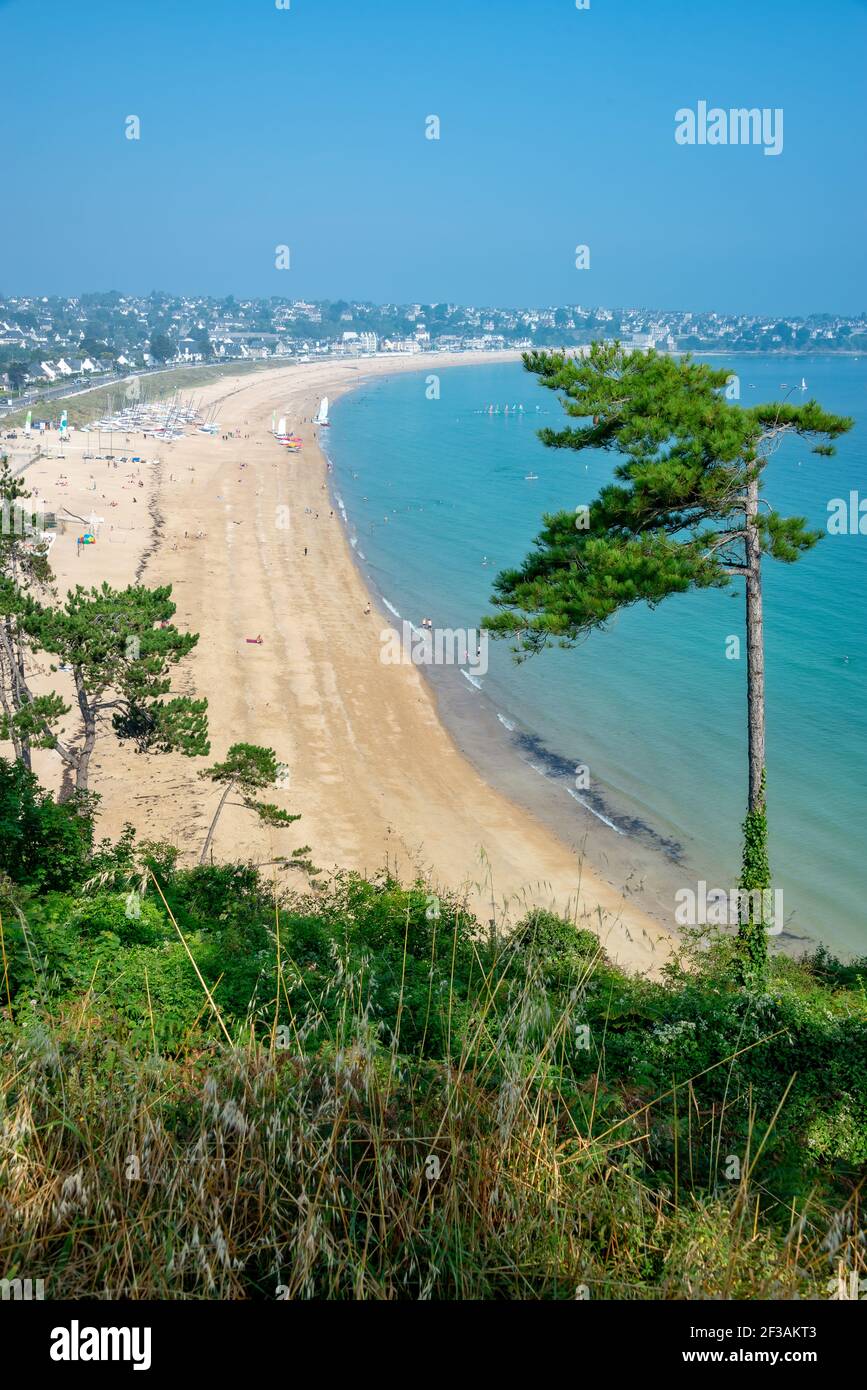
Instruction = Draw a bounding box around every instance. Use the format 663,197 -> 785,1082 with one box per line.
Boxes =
315,396 -> 330,427
272,415 -> 302,451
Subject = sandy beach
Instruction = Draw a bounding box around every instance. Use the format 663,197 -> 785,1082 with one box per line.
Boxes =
7,353 -> 675,974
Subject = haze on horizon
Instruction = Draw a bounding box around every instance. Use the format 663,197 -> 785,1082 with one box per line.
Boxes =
1,0 -> 864,316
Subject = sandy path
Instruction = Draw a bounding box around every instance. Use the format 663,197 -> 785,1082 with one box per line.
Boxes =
12,354 -> 674,973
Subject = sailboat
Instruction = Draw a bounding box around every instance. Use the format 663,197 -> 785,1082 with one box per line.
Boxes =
315,397 -> 330,427
272,414 -> 301,450
799,377 -> 808,391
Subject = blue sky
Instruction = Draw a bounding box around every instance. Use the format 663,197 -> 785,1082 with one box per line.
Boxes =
1,0 -> 864,313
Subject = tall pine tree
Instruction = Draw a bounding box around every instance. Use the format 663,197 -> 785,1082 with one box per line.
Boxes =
483,344 -> 853,973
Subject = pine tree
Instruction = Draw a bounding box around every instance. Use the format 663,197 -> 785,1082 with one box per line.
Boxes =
0,459 -> 67,770
199,743 -> 302,864
23,581 -> 208,794
483,343 -> 853,972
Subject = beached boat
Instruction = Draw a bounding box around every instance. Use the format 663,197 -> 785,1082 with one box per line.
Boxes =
315,397 -> 330,427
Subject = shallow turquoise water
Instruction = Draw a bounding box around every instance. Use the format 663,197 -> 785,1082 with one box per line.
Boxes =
326,355 -> 867,956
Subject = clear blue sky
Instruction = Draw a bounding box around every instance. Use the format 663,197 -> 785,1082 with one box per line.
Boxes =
1,0 -> 864,313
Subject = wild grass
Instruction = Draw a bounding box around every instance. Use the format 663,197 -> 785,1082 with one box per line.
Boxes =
1,864 -> 864,1300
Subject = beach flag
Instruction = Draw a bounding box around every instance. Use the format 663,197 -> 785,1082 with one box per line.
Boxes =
60,409 -> 68,439
24,409 -> 32,436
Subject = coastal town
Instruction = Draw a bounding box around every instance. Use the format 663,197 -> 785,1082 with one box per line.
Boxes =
1,291 -> 863,409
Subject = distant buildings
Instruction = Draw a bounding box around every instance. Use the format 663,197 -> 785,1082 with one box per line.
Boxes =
1,292 -> 865,403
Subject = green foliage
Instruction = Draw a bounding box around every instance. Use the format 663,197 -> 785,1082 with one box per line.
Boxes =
482,344 -> 854,971
148,331 -> 173,362
2,851 -> 864,1299
484,343 -> 853,653
113,694 -> 209,756
199,743 -> 302,863
1,767 -> 863,1300
0,757 -> 93,888
201,742 -> 284,792
738,768 -> 771,980
0,461 -> 61,760
70,890 -> 169,947
0,691 -> 71,751
21,581 -> 208,785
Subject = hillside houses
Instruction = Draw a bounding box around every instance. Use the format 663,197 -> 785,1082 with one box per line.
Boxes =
1,292 -> 865,404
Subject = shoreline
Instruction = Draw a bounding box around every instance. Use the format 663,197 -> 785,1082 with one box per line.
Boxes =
320,366 -> 820,961
7,350 -> 830,964
8,353 -> 679,975
322,420 -> 688,935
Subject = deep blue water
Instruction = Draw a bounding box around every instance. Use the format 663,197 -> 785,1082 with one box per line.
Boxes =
326,355 -> 867,956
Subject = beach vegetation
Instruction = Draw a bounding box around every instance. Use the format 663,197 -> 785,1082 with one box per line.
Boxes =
198,742 -> 303,865
0,766 -> 864,1299
0,459 -> 65,770
20,581 -> 208,793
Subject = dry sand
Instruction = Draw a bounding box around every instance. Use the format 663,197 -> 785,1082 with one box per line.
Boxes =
9,353 -> 675,974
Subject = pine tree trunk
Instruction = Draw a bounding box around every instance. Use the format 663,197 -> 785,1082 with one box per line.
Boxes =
199,781 -> 235,865
0,621 -> 30,768
744,476 -> 765,812
738,473 -> 770,978
14,646 -> 32,771
73,670 -> 96,794
74,721 -> 96,794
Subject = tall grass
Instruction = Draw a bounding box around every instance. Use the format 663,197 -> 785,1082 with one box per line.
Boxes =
2,875 -> 862,1300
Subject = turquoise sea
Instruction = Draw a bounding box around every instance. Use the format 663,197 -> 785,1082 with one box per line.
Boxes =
324,356 -> 867,957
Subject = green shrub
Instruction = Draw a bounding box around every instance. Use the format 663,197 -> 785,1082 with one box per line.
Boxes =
0,756 -> 93,888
